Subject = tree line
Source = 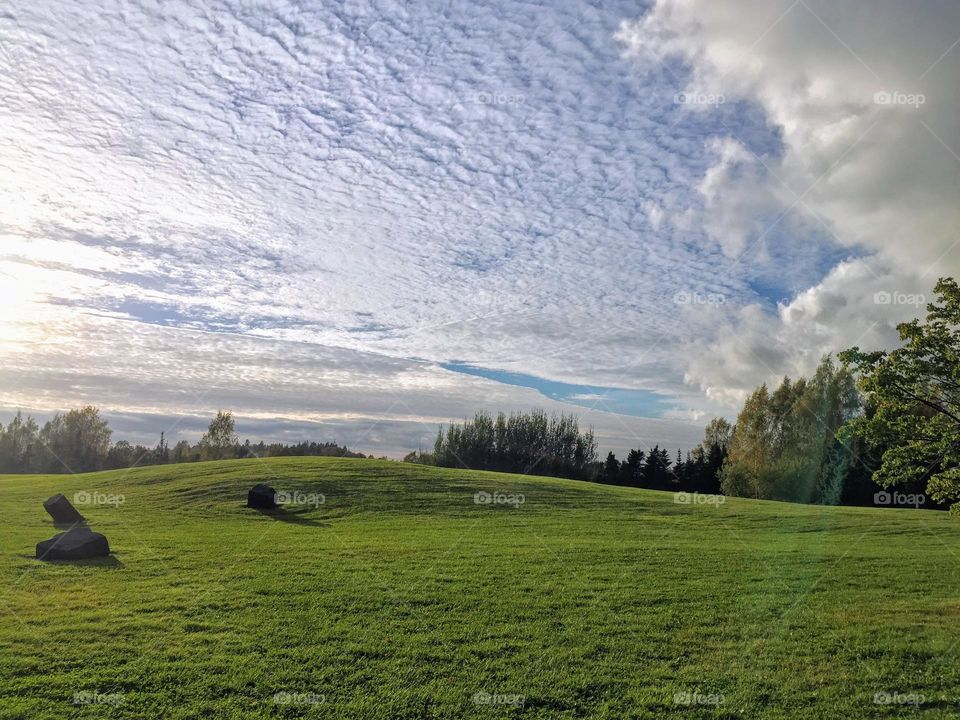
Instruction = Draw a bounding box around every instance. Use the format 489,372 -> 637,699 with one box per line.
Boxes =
409,278 -> 960,512
402,373 -> 914,507
714,278 -> 960,511
713,356 -> 942,508
409,410 -> 599,480
0,409 -> 364,474
407,409 -> 729,494
595,418 -> 730,495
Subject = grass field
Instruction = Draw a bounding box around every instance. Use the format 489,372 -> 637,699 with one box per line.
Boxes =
1,457 -> 959,718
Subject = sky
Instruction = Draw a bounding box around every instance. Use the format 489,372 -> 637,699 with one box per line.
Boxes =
0,0 -> 958,457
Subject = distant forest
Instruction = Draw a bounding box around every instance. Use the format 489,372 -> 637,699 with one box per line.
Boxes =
407,363 -> 934,510
408,279 -> 960,512
0,409 -> 364,474
406,409 -> 728,497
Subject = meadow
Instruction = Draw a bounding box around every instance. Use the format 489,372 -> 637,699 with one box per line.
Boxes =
1,457 -> 958,718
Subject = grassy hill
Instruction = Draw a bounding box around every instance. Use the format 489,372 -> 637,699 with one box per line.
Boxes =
1,457 -> 958,718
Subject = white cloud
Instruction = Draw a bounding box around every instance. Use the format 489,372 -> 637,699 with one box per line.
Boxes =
618,0 -> 960,401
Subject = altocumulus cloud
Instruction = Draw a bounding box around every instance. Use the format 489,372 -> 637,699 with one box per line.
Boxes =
0,0 -> 953,454
0,304 -> 704,456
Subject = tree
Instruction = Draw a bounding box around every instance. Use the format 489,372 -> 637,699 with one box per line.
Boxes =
640,446 -> 673,490
403,450 -> 435,465
154,432 -> 170,464
683,418 -> 731,494
172,440 -> 195,464
602,451 -> 620,485
106,440 -> 136,470
431,410 -> 598,480
0,412 -> 40,473
840,278 -> 960,510
720,357 -> 859,503
200,411 -> 239,461
620,448 -> 645,486
40,406 -> 112,473
702,417 -> 733,455
0,409 -> 365,474
720,385 -> 772,498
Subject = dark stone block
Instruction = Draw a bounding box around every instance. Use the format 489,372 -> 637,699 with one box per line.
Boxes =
43,493 -> 84,525
36,527 -> 110,560
247,483 -> 278,509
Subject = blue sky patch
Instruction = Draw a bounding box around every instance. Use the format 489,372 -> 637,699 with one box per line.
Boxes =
442,363 -> 671,418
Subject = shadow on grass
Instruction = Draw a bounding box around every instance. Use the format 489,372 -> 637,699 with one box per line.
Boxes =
250,507 -> 330,527
29,554 -> 124,568
922,700 -> 960,712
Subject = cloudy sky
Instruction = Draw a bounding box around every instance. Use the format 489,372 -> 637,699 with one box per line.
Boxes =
1,0 -> 958,457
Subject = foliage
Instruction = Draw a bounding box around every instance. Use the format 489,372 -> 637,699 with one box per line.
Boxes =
720,356 -> 860,503
402,450 -> 435,465
238,440 -> 365,460
200,411 -> 239,461
0,409 -> 363,474
39,406 -> 113,474
0,412 -> 40,473
593,423 -> 728,495
639,445 -> 674,490
430,410 -> 598,480
702,417 -> 733,454
840,278 -> 960,510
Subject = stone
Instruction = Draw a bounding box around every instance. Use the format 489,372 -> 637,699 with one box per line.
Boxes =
36,527 -> 110,560
43,493 -> 84,525
247,483 -> 278,509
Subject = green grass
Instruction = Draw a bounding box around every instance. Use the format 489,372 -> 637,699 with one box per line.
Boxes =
1,457 -> 959,718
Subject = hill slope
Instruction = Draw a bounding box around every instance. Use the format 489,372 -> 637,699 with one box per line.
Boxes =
1,457 -> 958,718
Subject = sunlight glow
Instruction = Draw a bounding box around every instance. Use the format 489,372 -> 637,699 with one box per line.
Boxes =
0,265 -> 42,343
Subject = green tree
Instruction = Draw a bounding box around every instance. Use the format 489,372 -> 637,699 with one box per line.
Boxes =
640,445 -> 673,490
602,451 -> 620,484
431,409 -> 597,479
840,278 -> 960,510
721,384 -> 773,498
40,406 -> 112,473
702,417 -> 733,455
154,431 -> 170,464
172,440 -> 194,464
0,412 -> 40,472
620,448 -> 645,486
201,411 -> 239,461
721,357 -> 859,503
105,440 -> 137,470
